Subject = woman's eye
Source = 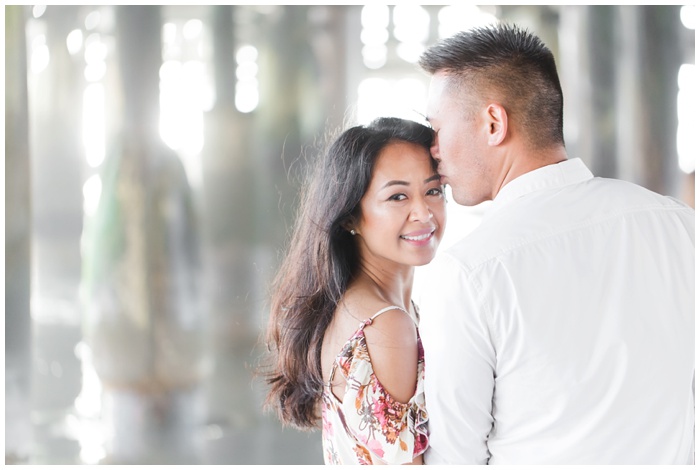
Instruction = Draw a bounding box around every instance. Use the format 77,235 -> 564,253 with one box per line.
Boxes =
427,187 -> 444,197
388,193 -> 407,201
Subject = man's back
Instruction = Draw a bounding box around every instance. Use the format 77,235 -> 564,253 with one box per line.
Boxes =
419,159 -> 694,464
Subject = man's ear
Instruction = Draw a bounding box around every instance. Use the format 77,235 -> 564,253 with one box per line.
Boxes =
485,103 -> 508,146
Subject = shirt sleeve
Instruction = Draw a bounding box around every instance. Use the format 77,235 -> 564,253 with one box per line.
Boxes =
417,252 -> 496,464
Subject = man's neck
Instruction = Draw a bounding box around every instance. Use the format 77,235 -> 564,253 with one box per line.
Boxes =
493,146 -> 568,198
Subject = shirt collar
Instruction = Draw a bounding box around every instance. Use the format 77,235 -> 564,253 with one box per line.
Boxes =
485,158 -> 594,217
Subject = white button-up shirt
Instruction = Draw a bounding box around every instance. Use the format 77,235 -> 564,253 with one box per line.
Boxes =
418,158 -> 695,464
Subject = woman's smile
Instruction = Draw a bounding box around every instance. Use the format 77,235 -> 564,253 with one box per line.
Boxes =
400,227 -> 436,246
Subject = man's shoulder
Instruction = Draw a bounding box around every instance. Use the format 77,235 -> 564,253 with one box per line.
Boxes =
438,226 -> 506,273
591,176 -> 691,207
585,177 -> 694,225
441,175 -> 693,270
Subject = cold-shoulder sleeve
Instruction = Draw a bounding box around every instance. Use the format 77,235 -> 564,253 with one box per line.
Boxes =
337,332 -> 429,464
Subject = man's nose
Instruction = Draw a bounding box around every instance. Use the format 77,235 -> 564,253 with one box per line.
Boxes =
430,141 -> 440,161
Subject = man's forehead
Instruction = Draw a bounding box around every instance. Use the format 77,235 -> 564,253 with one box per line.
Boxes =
424,75 -> 453,122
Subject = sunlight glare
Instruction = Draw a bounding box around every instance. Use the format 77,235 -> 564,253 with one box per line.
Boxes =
235,45 -> 259,113
393,4 -> 429,43
357,77 -> 427,125
438,5 -> 498,39
361,4 -> 389,29
83,84 -> 106,168
82,174 -> 102,217
183,19 -> 203,40
84,11 -> 101,31
31,35 -> 50,74
680,5 -> 696,30
32,5 -> 46,18
66,29 -> 83,55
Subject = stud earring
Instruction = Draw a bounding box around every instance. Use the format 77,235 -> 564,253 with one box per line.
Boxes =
350,229 -> 356,235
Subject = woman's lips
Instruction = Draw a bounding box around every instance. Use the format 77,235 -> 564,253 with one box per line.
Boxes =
400,228 -> 436,245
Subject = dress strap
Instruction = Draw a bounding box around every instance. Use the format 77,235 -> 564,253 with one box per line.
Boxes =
367,305 -> 408,323
326,305 -> 410,388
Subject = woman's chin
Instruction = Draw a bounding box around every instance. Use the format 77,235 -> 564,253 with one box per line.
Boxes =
409,252 -> 439,267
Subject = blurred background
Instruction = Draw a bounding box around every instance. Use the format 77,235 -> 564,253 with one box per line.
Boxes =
4,4 -> 696,465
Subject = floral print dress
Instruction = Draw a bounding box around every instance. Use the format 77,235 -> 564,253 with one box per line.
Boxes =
321,305 -> 429,465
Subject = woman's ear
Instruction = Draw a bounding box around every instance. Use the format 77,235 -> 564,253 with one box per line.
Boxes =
485,103 -> 508,146
340,218 -> 356,235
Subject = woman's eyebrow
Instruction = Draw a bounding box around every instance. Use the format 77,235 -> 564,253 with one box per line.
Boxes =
381,174 -> 440,189
381,180 -> 409,189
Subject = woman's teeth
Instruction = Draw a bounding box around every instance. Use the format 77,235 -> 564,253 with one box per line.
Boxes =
400,232 -> 432,241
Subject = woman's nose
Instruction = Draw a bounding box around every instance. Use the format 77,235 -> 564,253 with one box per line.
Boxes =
411,200 -> 433,222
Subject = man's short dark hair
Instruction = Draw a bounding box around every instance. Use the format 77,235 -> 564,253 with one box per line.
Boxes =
419,23 -> 564,148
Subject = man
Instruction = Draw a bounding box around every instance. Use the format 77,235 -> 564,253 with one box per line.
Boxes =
417,23 -> 694,464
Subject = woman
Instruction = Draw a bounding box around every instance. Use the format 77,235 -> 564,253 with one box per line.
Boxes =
264,117 -> 446,464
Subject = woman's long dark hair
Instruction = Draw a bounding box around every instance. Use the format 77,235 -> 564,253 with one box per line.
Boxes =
263,117 -> 435,430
